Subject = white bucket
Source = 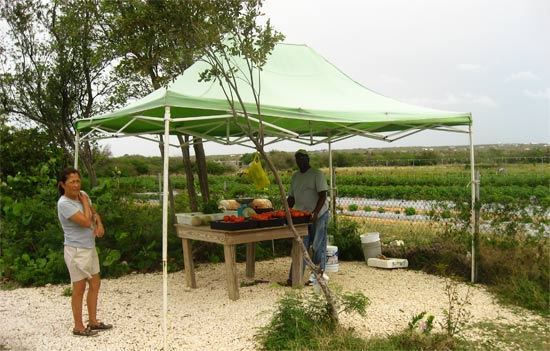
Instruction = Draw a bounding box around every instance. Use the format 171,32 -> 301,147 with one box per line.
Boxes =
325,245 -> 339,272
362,240 -> 382,260
360,232 -> 380,244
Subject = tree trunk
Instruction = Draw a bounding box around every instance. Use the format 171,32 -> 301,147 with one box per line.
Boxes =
193,137 -> 210,203
80,140 -> 98,187
254,145 -> 340,323
178,135 -> 198,212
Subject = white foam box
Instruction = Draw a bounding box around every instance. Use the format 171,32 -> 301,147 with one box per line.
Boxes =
176,212 -> 204,225
206,213 -> 225,222
367,258 -> 408,269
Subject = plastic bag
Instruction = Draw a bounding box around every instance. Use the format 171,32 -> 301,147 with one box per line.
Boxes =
245,153 -> 270,189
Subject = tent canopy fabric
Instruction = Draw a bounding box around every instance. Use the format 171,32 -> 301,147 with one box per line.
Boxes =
75,43 -> 471,146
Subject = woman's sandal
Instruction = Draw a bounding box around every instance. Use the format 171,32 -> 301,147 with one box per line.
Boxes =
73,326 -> 98,337
88,321 -> 113,331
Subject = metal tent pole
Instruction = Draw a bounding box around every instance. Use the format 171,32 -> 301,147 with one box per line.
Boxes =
162,106 -> 170,350
328,142 -> 336,219
469,124 -> 477,283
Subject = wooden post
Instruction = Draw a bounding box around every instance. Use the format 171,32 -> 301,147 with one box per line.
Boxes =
181,239 -> 196,288
291,238 -> 304,287
224,244 -> 239,300
245,243 -> 256,278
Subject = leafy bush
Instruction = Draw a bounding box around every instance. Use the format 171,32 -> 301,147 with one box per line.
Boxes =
348,204 -> 358,211
0,164 -> 184,286
329,218 -> 363,261
1,162 -> 67,285
405,207 -> 416,216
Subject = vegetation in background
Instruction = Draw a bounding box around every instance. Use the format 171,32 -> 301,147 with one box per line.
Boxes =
1,145 -> 548,318
0,162 -> 184,286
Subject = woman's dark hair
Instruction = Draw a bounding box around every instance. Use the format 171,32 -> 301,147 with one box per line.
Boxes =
58,168 -> 81,196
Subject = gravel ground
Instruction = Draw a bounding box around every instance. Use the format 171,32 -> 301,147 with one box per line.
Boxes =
0,258 -> 544,351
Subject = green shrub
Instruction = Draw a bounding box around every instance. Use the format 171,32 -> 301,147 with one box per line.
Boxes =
329,218 -> 363,261
405,207 -> 416,216
347,204 -> 358,211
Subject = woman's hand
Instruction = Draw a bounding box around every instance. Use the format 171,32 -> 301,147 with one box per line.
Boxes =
93,213 -> 105,238
78,191 -> 89,205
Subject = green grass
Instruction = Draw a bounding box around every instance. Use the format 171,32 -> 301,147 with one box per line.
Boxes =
467,319 -> 550,351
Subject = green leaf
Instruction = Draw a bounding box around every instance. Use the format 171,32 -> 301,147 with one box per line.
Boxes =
102,250 -> 121,267
115,232 -> 129,241
12,202 -> 24,217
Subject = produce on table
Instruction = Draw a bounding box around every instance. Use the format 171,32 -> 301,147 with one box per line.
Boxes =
223,215 -> 246,223
191,216 -> 203,226
250,209 -> 311,221
242,207 -> 256,218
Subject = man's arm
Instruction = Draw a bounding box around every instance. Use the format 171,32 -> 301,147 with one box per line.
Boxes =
287,196 -> 295,208
311,190 -> 327,223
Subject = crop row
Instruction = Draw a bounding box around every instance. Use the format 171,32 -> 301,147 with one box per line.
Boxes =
335,185 -> 548,203
333,172 -> 548,187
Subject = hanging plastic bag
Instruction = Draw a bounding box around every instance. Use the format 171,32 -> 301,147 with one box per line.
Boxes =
245,153 -> 270,189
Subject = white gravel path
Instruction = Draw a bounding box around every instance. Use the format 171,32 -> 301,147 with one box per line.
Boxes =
0,258 -> 543,351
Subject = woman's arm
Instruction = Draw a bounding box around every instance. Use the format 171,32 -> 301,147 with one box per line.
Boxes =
68,192 -> 93,228
91,206 -> 105,238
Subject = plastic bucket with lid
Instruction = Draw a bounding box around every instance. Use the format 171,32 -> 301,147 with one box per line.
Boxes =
325,245 -> 339,272
360,232 -> 380,244
362,233 -> 382,261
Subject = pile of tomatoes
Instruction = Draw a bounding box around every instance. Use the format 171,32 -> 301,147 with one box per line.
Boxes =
289,209 -> 311,218
250,209 -> 311,221
222,215 -> 246,223
223,209 -> 311,222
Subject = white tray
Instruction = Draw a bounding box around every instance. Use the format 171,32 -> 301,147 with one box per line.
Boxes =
367,258 -> 408,269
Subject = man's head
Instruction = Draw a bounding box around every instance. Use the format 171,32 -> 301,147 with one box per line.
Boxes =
295,149 -> 310,172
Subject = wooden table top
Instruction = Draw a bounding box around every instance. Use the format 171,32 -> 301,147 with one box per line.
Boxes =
174,223 -> 308,245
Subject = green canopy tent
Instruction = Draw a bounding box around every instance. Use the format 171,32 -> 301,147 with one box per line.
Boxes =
74,43 -> 476,349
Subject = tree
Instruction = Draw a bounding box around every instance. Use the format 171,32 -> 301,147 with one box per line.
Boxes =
98,0 -> 217,209
0,0 -> 119,186
193,0 -> 340,322
0,118 -> 64,180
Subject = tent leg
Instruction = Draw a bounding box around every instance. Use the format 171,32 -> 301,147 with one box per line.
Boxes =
329,142 -> 336,220
162,106 -> 170,350
469,124 -> 477,283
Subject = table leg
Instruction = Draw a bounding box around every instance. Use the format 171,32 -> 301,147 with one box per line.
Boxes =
182,238 -> 196,288
223,244 -> 239,301
291,238 -> 304,287
245,243 -> 256,278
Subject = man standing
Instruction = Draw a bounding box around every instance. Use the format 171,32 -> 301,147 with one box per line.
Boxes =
287,149 -> 330,285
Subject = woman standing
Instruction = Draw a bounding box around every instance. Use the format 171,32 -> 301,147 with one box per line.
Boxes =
57,168 -> 112,336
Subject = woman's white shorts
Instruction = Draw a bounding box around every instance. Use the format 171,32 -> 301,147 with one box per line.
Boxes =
64,246 -> 100,282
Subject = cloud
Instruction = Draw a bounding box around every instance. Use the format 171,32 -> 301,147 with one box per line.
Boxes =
406,92 -> 499,108
505,71 -> 541,82
457,63 -> 482,72
523,88 -> 550,100
378,74 -> 405,86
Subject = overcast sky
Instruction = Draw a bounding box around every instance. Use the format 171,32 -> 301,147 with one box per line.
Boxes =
103,0 -> 549,157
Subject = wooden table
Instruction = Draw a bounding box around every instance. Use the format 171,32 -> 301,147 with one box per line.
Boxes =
174,223 -> 308,300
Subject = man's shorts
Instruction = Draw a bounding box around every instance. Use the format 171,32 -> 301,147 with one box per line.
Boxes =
64,246 -> 100,282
